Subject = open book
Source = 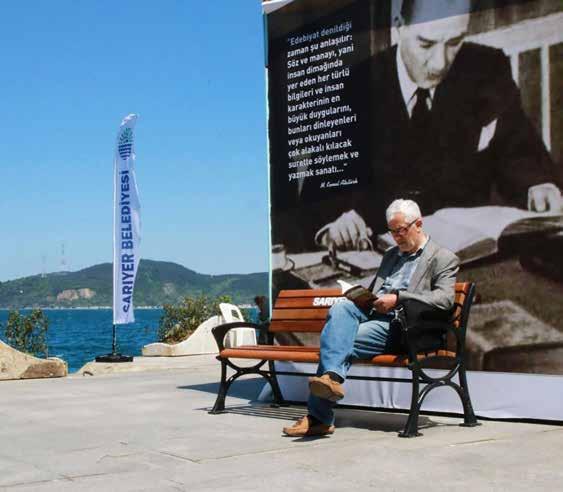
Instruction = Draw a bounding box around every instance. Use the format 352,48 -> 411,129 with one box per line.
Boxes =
377,206 -> 563,265
337,279 -> 376,311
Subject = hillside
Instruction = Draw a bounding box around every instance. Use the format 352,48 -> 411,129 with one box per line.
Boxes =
0,260 -> 268,308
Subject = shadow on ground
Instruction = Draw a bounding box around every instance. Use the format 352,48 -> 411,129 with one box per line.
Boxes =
335,408 -> 437,433
179,376 -> 264,401
208,403 -> 443,434
202,403 -> 443,436
182,378 -> 456,435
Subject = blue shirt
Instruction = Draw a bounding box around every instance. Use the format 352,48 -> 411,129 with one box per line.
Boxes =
376,239 -> 428,296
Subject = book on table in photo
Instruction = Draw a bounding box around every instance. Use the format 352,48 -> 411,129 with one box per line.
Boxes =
289,249 -> 382,288
376,206 -> 563,265
334,250 -> 382,273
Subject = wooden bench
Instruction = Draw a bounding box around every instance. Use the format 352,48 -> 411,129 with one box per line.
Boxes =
210,282 -> 479,437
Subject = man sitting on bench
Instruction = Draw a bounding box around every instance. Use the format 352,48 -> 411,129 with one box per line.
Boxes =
283,198 -> 460,437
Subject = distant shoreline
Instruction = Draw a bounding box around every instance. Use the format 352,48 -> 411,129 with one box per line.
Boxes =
0,306 -> 163,311
0,304 -> 253,310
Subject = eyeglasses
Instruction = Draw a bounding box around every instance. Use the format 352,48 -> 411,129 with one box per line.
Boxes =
388,218 -> 418,236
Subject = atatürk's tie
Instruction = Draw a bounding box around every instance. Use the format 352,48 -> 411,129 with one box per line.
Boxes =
411,88 -> 431,130
407,88 -> 433,210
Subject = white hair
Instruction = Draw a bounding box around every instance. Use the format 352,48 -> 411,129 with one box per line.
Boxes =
386,199 -> 422,223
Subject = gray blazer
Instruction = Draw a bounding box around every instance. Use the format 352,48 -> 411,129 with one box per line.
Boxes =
369,239 -> 460,311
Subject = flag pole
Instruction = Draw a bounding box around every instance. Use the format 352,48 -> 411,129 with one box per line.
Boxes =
112,324 -> 117,355
96,324 -> 132,363
96,114 -> 140,364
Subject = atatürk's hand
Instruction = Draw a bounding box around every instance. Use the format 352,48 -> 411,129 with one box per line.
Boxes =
528,183 -> 562,212
373,294 -> 398,314
327,210 -> 371,250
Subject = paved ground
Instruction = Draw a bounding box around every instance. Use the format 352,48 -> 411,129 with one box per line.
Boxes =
1,354 -> 562,491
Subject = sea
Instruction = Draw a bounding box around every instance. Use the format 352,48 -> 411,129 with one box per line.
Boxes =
0,308 -> 260,373
0,308 -> 165,373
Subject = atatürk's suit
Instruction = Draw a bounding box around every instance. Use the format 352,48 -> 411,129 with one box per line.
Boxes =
273,43 -> 562,252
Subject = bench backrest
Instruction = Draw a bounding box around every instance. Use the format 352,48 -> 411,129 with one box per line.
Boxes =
271,282 -> 475,334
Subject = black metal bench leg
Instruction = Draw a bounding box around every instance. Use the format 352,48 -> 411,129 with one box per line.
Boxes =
399,373 -> 422,438
265,360 -> 287,407
209,359 -> 229,414
458,365 -> 480,427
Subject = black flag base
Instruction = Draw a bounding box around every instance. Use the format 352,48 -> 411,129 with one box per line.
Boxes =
95,324 -> 133,363
95,353 -> 133,363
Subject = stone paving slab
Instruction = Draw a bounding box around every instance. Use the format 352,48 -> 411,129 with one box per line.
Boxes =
1,354 -> 562,491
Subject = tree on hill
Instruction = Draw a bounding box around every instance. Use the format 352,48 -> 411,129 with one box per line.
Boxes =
0,260 -> 268,308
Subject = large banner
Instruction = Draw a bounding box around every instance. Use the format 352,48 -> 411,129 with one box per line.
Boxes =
113,114 -> 141,325
266,0 -> 563,384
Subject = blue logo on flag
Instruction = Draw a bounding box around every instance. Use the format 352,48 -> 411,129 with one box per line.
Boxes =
118,128 -> 134,159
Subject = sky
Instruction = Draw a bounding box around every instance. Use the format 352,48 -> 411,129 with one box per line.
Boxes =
0,1 -> 271,281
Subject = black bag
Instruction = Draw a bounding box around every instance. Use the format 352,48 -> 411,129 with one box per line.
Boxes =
390,298 -> 453,354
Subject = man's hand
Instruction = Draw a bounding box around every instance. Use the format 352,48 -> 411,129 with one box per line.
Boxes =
528,183 -> 562,213
324,210 -> 372,250
373,294 -> 398,314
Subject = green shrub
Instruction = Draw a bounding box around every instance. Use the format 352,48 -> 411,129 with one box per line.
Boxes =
2,309 -> 49,357
157,294 -> 232,344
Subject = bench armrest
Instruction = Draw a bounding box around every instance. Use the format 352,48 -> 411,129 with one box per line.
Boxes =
211,321 -> 264,352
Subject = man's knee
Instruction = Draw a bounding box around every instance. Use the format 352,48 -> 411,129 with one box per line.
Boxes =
328,299 -> 355,317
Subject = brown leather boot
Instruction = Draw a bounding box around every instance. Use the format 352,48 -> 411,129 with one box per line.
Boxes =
309,373 -> 345,402
282,415 -> 335,437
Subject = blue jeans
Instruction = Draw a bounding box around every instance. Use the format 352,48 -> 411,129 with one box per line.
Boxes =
308,299 -> 393,425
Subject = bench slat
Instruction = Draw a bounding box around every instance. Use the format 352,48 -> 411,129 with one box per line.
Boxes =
269,319 -> 325,332
224,344 -> 320,353
272,308 -> 331,320
277,289 -> 341,298
274,297 -> 344,308
220,346 -> 456,366
277,284 -> 469,298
